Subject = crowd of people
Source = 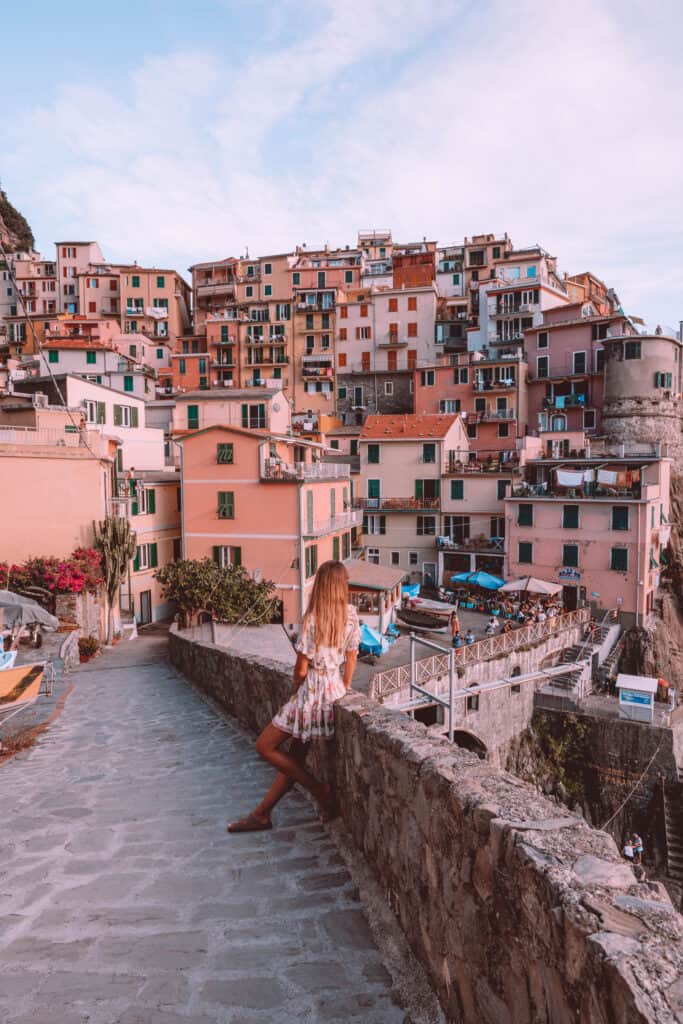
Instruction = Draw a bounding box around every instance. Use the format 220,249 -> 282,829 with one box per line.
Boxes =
447,596 -> 567,649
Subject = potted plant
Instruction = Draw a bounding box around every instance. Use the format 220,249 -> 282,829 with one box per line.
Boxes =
78,635 -> 99,663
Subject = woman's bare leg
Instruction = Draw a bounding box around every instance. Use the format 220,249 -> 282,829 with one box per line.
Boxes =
255,724 -> 330,806
251,739 -> 309,820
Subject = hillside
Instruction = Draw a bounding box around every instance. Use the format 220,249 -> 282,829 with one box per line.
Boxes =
0,189 -> 34,252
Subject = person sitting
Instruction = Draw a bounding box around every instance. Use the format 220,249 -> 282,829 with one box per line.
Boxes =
485,617 -> 497,636
465,629 -> 475,645
537,609 -> 547,622
502,619 -> 514,634
452,632 -> 463,648
631,832 -> 644,865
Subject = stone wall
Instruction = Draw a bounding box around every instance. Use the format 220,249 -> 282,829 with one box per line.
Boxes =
55,591 -> 104,643
169,628 -> 683,1024
602,397 -> 683,467
336,370 -> 413,420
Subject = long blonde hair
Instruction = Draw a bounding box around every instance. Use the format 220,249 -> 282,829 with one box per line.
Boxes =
302,560 -> 349,651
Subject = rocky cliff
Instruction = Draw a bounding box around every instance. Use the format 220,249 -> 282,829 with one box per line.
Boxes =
0,190 -> 34,252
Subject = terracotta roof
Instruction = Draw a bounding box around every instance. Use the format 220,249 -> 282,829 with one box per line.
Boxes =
42,340 -> 115,352
345,559 -> 405,591
360,414 -> 459,440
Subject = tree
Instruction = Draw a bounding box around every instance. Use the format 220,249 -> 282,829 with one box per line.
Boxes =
155,559 -> 275,628
93,516 -> 137,643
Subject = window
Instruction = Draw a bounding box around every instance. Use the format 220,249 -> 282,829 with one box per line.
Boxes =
624,341 -> 641,360
388,297 -> 398,312
342,269 -> 352,285
537,355 -> 549,378
198,357 -> 207,375
217,443 -> 233,464
131,275 -> 140,288
466,422 -> 477,439
350,440 -> 358,456
123,375 -> 134,393
407,296 -> 417,311
84,400 -> 105,425
466,692 -> 479,712
264,284 -> 272,296
338,352 -> 347,368
384,380 -> 394,395
526,266 -> 537,277
655,372 -> 673,389
420,370 -> 435,387
409,552 -> 419,566
241,403 -> 266,429
264,263 -> 272,275
332,535 -> 340,561
292,272 -> 300,286
330,440 -> 339,451
305,544 -> 318,578
359,303 -> 368,317
450,480 -> 464,500
471,270 -> 479,281
212,545 -> 241,567
407,322 -> 418,337
113,404 -> 139,428
562,505 -> 579,529
422,443 -> 436,463
217,491 -> 235,519
417,516 -> 436,535
317,272 -> 326,288
173,538 -> 182,561
245,286 -> 253,298
83,350 -> 96,365
363,514 -> 386,535
133,542 -> 158,572
367,444 -> 380,464
497,480 -> 508,500
178,358 -> 186,375
156,275 -> 165,288
156,347 -> 164,359
48,350 -> 59,363
537,331 -> 549,349
610,547 -> 628,572
353,386 -> 364,407
498,422 -> 509,438
361,351 -> 371,371
338,386 -> 347,400
573,352 -> 587,374
592,323 -> 608,341
187,404 -> 199,429
611,506 -> 629,531
452,273 -> 460,285
595,349 -> 605,372
518,541 -> 533,564
342,532 -> 351,559
518,504 -> 533,527
492,246 -> 501,259
356,326 -> 371,340
563,544 -> 579,567
367,548 -> 380,565
584,409 -> 596,430
440,400 -> 461,413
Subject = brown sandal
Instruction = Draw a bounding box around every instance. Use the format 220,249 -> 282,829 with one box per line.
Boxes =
227,813 -> 272,833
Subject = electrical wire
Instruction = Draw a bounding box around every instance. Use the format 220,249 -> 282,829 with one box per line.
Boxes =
599,733 -> 665,832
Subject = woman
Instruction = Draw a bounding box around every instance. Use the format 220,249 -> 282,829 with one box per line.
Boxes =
449,610 -> 460,640
228,560 -> 360,833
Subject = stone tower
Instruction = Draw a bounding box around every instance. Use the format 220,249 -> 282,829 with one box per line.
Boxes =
602,332 -> 683,468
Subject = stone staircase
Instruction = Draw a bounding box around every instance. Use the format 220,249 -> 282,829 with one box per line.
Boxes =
535,621 -> 622,712
663,774 -> 683,881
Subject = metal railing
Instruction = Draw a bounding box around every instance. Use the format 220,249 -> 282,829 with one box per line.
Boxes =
354,496 -> 440,511
370,608 -> 589,699
304,509 -> 363,536
262,460 -> 350,482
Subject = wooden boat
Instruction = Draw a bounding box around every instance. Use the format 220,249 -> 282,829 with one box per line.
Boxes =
409,597 -> 454,618
395,608 -> 449,633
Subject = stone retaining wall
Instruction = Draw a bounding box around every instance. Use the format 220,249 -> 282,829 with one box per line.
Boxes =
169,627 -> 683,1024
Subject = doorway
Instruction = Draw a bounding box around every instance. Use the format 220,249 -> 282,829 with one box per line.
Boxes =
562,585 -> 578,612
423,562 -> 437,587
139,590 -> 152,625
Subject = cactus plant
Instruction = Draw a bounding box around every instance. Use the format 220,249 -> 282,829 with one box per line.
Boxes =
93,516 -> 136,644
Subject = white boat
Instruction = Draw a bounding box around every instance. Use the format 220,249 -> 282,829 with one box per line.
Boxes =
408,597 -> 455,618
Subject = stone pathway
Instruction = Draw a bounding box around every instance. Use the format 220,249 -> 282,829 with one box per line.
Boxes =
0,631 -> 405,1024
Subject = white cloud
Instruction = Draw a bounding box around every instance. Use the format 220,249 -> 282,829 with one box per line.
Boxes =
6,0 -> 683,321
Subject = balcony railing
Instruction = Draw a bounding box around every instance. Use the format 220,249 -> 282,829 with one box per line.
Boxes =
296,301 -> 335,313
377,336 -> 409,348
444,451 -> 520,474
511,483 -> 642,500
262,460 -> 350,482
0,426 -> 108,455
353,496 -> 440,511
196,281 -> 235,295
473,378 -> 516,392
479,408 -> 515,422
303,509 -> 363,537
436,535 -> 504,553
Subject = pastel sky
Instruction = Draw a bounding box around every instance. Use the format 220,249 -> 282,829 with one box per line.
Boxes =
2,0 -> 682,327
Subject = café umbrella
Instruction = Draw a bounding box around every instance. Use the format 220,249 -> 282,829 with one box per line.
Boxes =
498,576 -> 562,596
450,570 -> 505,591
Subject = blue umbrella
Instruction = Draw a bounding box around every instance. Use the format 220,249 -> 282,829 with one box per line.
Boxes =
450,571 -> 505,590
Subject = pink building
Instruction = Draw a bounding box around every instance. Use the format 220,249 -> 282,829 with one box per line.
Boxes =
524,305 -> 635,436
175,425 -> 359,623
56,241 -> 105,314
505,442 -> 671,626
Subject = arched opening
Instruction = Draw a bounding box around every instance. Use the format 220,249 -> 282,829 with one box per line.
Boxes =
451,729 -> 488,759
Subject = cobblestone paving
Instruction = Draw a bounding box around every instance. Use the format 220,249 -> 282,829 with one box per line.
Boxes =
0,632 -> 405,1023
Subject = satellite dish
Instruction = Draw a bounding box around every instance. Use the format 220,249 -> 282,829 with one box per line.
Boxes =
273,402 -> 281,412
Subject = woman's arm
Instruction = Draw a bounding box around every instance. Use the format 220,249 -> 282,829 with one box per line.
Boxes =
292,652 -> 309,693
343,650 -> 358,691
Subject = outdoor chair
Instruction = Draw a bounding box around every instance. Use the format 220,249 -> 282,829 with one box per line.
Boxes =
0,661 -> 54,729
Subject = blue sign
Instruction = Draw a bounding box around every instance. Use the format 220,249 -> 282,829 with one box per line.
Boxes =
620,690 -> 652,706
558,568 -> 581,581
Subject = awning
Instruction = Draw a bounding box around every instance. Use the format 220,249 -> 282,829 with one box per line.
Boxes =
498,576 -> 563,595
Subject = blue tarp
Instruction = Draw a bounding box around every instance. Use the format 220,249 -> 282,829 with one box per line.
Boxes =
360,623 -> 384,655
401,584 -> 420,599
450,570 -> 505,590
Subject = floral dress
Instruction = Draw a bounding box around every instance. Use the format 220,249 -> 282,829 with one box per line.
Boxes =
272,605 -> 361,741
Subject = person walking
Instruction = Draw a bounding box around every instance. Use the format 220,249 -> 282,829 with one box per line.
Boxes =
449,610 -> 460,640
227,560 -> 360,833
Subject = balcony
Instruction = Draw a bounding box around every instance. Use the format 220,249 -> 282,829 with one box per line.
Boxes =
543,393 -> 586,409
261,459 -> 350,482
444,451 -> 520,474
353,496 -> 440,512
296,301 -> 335,313
479,408 -> 515,422
473,378 -> 516,392
303,509 -> 363,537
302,362 -> 334,379
377,335 -> 409,348
436,535 -> 505,553
511,482 -> 642,500
196,281 -> 235,296
245,377 -> 287,389
489,303 -> 539,318
211,358 -> 235,368
125,306 -> 145,317
237,272 -> 261,284
488,333 -> 524,345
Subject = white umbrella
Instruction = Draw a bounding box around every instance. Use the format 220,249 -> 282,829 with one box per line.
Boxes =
499,576 -> 562,596
0,591 -> 59,630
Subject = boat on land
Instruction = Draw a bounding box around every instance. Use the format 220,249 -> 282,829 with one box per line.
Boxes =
395,608 -> 449,633
408,597 -> 455,618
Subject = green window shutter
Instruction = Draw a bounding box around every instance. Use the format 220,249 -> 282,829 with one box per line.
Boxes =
199,357 -> 206,374
133,547 -> 140,571
241,403 -> 248,428
331,489 -> 336,519
132,275 -> 140,287
451,480 -> 464,500
666,373 -> 673,388
156,348 -> 164,358
415,479 -> 423,500
305,546 -> 310,578
654,372 -> 662,388
48,350 -> 59,363
258,402 -> 266,424
187,405 -> 199,429
213,546 -> 221,564
497,480 -> 507,500
221,325 -> 228,342
433,479 -> 440,499
610,548 -> 628,571
518,542 -> 533,564
156,275 -> 165,288
612,506 -> 629,531
333,536 -> 340,560
130,479 -> 138,516
518,504 -> 533,527
147,489 -> 156,514
233,546 -> 241,567
113,404 -> 122,426
96,402 -> 106,424
306,491 -> 314,533
150,543 -> 158,568
562,505 -> 579,529
86,350 -> 96,364
368,444 -> 380,464
9,324 -> 14,342
563,544 -> 578,567
218,491 -> 234,519
423,443 -> 436,463
217,443 -> 234,464
368,479 -> 380,500
343,532 -> 350,559
130,407 -> 139,428
124,376 -> 134,392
